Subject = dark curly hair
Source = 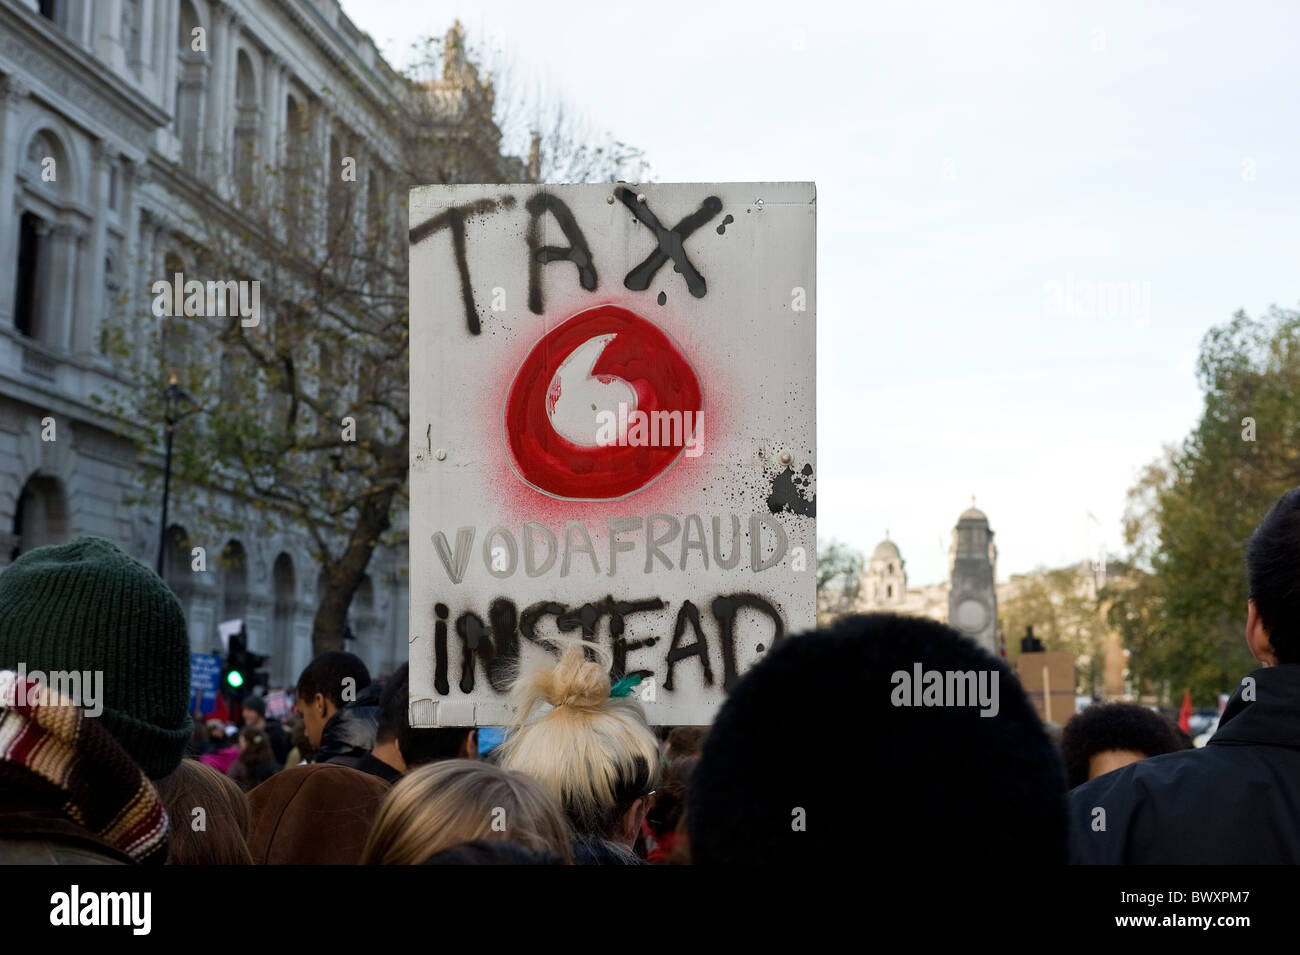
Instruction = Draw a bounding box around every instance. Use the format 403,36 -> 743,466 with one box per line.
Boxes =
689,613 -> 1068,865
1061,702 -> 1187,788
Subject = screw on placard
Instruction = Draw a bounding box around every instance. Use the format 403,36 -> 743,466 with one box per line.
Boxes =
755,198 -> 765,211
637,193 -> 647,203
607,195 -> 615,204
777,449 -> 793,467
435,448 -> 447,461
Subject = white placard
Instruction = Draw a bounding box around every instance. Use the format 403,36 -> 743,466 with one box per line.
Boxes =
408,183 -> 816,725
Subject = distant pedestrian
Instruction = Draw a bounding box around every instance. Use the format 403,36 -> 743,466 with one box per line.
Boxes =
242,694 -> 290,764
293,651 -> 378,765
228,724 -> 281,792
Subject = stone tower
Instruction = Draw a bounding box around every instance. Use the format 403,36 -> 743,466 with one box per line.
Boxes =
864,534 -> 907,610
948,500 -> 998,654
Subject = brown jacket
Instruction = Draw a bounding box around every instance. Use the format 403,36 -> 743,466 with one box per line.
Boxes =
247,763 -> 389,864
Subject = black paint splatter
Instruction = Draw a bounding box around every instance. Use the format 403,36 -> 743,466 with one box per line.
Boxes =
716,214 -> 735,235
657,291 -> 667,305
767,463 -> 816,517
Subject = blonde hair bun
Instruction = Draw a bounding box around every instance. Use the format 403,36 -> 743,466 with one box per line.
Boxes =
527,645 -> 609,710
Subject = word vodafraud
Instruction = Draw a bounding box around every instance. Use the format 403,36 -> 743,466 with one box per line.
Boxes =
890,663 -> 1000,717
151,272 -> 260,327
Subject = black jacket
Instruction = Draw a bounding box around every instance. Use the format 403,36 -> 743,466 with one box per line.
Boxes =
264,718 -> 290,765
315,683 -> 381,766
1069,664 -> 1300,864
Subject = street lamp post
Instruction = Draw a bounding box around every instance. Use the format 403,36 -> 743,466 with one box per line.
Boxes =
156,373 -> 190,578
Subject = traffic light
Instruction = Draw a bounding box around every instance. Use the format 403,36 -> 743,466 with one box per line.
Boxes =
222,631 -> 250,704
222,629 -> 271,708
247,649 -> 270,695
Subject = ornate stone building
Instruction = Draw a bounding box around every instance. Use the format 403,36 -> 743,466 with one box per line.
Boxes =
856,502 -> 1001,655
0,0 -> 520,685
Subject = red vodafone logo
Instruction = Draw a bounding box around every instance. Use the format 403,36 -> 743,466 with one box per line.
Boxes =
504,304 -> 703,500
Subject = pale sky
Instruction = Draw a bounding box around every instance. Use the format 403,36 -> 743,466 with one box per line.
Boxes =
344,0 -> 1300,585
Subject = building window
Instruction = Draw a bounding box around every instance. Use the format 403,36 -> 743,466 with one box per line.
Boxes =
122,0 -> 143,76
14,212 -> 44,339
233,51 -> 259,193
175,0 -> 205,169
38,0 -> 64,28
886,584 -> 893,599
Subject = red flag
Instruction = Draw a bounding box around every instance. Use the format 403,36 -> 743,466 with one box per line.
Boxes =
209,692 -> 230,725
1178,689 -> 1193,735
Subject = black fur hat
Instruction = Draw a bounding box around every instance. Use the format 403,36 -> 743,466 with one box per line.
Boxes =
689,613 -> 1068,864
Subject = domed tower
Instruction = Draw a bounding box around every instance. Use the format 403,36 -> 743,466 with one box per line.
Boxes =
948,499 -> 998,654
863,534 -> 907,610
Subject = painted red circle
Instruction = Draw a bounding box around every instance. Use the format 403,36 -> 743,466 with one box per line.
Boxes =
504,304 -> 703,500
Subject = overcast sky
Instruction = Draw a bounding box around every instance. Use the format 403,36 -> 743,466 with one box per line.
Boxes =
344,0 -> 1300,585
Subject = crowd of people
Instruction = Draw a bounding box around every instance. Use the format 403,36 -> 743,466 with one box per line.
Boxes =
3,486 -> 1300,864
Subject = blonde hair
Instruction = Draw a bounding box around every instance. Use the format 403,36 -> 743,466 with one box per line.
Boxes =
361,759 -> 573,865
496,643 -> 661,839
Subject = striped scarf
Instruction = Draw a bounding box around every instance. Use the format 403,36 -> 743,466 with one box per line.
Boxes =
0,670 -> 168,864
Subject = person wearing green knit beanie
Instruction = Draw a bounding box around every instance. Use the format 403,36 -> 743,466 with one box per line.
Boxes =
0,536 -> 193,779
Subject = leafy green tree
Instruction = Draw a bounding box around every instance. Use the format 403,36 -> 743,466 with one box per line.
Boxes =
1116,306 -> 1300,701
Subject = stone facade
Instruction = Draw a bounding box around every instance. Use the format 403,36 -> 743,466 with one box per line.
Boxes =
0,0 -> 517,687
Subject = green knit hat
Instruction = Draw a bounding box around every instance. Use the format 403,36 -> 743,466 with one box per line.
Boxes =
0,536 -> 193,779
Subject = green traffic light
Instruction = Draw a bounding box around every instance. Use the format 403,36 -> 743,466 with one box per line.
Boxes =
226,670 -> 245,688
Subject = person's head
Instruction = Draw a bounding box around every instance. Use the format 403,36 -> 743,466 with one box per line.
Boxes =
206,719 -> 225,741
153,758 -> 253,864
1061,702 -> 1187,788
646,753 -> 697,840
689,613 -> 1068,865
383,663 -> 477,767
294,651 -> 371,748
362,759 -> 573,865
1246,486 -> 1300,665
665,726 -> 707,763
247,763 -> 389,864
241,694 -> 266,729
496,643 -> 661,847
238,724 -> 274,765
0,537 -> 193,779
